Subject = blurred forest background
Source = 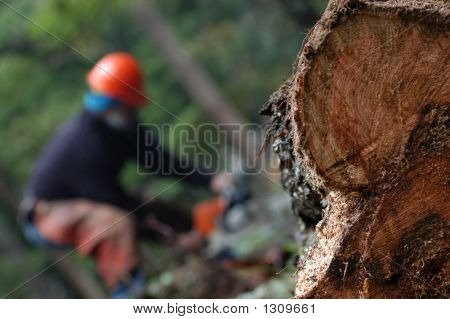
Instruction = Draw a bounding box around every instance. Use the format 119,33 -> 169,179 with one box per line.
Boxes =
0,0 -> 327,298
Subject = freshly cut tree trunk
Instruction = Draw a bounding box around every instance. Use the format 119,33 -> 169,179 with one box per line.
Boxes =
262,0 -> 449,298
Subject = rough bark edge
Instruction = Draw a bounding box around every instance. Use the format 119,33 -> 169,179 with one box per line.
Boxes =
260,0 -> 449,225
261,0 -> 449,297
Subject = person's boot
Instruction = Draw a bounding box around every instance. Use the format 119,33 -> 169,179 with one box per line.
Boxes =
110,268 -> 146,299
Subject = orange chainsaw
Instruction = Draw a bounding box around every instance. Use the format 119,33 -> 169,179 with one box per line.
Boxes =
193,175 -> 251,238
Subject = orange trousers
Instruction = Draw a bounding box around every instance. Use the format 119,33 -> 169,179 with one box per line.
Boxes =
34,199 -> 140,289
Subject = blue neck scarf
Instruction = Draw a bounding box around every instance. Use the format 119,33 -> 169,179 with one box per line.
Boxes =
84,92 -> 122,113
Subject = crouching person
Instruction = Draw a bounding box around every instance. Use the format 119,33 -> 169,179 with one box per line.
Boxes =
18,52 -> 222,298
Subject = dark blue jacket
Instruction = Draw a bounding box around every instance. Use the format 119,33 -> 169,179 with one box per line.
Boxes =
27,110 -> 211,210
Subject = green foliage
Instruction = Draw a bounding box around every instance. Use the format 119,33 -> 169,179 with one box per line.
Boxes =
28,0 -> 132,58
157,0 -> 303,120
0,54 -> 84,189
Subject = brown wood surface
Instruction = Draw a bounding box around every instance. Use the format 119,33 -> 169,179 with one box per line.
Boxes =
264,0 -> 449,298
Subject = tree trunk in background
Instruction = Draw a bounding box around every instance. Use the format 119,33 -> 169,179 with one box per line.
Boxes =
262,0 -> 449,298
130,1 -> 252,155
130,1 -> 245,124
131,1 -> 271,178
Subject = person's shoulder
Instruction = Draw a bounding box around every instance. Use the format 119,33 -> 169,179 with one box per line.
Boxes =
49,111 -> 93,144
66,110 -> 104,133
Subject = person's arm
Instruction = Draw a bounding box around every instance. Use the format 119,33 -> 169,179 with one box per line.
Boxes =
136,126 -> 213,186
73,174 -> 134,209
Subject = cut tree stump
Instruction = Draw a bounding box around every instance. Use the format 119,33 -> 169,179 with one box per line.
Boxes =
262,0 -> 449,298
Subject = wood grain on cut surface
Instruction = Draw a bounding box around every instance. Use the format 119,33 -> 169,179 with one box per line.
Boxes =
296,11 -> 449,190
263,0 -> 449,298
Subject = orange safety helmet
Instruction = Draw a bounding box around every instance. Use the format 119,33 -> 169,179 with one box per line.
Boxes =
87,52 -> 147,108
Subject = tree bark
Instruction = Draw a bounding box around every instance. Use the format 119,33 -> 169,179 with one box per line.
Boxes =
130,1 -> 265,173
263,0 -> 449,298
130,1 -> 245,123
